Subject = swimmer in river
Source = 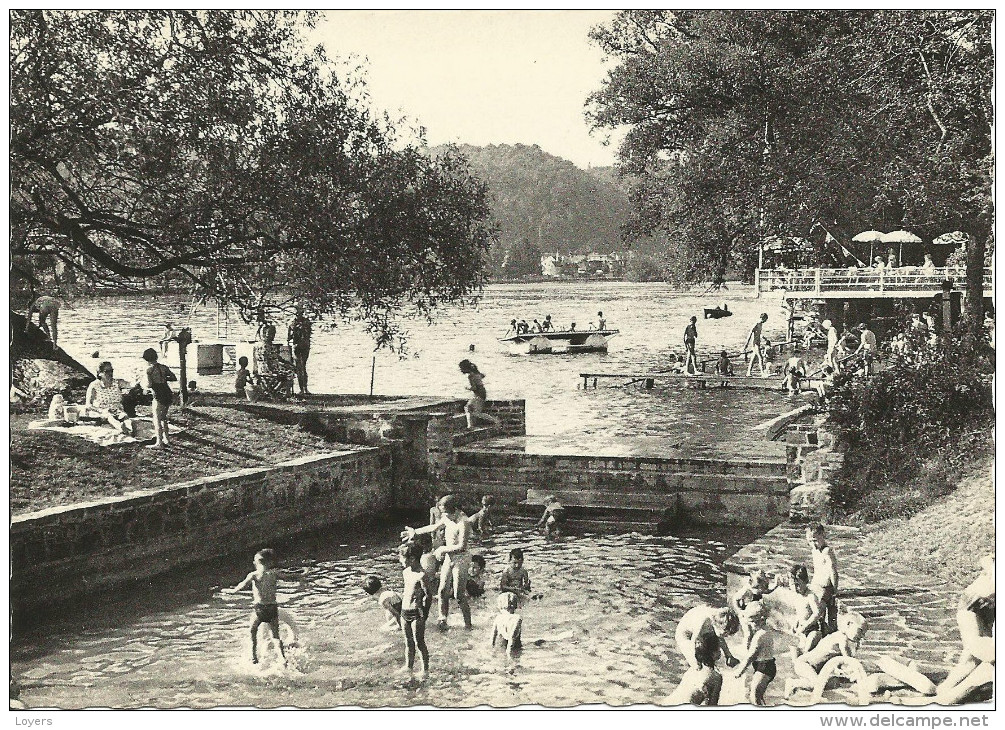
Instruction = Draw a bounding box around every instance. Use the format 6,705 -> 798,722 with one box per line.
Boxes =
362,575 -> 402,630
672,605 -> 741,705
499,547 -> 532,603
24,296 -> 61,350
536,496 -> 566,539
490,591 -> 523,656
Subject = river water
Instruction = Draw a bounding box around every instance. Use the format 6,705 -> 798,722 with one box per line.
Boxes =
54,281 -> 804,456
14,282 -> 803,707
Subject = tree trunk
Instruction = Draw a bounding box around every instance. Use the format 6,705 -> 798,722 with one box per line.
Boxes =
966,235 -> 985,342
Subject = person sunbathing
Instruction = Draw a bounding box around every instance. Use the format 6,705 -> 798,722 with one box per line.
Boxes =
936,555 -> 995,705
784,611 -> 868,699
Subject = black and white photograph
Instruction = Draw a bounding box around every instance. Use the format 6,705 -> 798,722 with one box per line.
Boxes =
8,9 -> 996,713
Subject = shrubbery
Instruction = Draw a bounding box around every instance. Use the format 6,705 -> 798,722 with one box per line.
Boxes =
824,323 -> 994,521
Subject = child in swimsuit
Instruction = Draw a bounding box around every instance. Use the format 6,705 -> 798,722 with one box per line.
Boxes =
142,348 -> 176,449
399,542 -> 431,678
807,523 -> 839,636
362,575 -> 402,630
785,611 -> 867,699
732,601 -> 796,705
467,554 -> 486,598
490,591 -> 523,656
499,548 -> 532,603
225,549 -> 287,665
537,496 -> 566,539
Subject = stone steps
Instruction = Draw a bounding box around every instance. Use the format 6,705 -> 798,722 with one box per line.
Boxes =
451,448 -> 787,477
522,488 -> 683,510
505,514 -> 661,535
442,465 -> 789,494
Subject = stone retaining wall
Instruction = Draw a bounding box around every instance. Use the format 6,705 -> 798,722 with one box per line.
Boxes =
11,447 -> 394,614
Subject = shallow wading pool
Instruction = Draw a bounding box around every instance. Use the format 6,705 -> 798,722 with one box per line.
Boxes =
12,522 -> 768,708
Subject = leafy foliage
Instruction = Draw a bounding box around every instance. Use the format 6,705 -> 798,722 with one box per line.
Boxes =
824,325 -> 994,520
10,10 -> 495,349
587,10 -> 993,285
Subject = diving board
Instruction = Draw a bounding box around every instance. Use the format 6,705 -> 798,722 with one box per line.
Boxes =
579,371 -> 822,392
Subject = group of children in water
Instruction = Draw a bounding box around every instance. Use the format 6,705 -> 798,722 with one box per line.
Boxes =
222,515 -> 992,705
226,492 -> 555,678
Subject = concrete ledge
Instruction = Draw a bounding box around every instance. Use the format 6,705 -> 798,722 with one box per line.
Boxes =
11,447 -> 394,614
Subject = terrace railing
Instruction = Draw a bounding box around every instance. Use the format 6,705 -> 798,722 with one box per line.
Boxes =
756,266 -> 994,296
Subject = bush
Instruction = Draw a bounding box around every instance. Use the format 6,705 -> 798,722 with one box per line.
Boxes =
824,323 -> 994,520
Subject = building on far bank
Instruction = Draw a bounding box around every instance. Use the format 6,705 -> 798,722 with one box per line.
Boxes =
540,251 -> 626,278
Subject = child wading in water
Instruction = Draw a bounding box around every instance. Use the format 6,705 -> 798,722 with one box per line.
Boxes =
458,359 -> 499,430
226,549 -> 290,665
490,591 -> 523,656
399,541 -> 431,678
403,494 -> 474,630
361,575 -> 402,630
142,348 -> 176,449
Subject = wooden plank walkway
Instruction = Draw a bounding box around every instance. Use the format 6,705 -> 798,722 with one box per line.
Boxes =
580,371 -> 822,392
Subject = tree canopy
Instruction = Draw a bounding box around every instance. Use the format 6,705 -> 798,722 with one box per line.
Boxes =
10,10 -> 495,348
587,10 -> 993,285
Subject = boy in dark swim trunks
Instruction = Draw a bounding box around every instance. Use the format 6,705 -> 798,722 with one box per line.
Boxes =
399,542 -> 431,678
225,549 -> 287,665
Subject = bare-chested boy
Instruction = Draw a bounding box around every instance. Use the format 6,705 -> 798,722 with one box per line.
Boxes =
402,494 -> 473,630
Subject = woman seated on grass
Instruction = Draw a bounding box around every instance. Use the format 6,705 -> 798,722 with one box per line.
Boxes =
84,361 -> 135,435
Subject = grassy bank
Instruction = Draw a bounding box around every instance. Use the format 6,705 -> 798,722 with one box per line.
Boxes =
857,453 -> 994,588
10,402 -> 352,516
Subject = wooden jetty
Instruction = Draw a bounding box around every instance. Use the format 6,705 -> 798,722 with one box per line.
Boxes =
579,371 -> 822,392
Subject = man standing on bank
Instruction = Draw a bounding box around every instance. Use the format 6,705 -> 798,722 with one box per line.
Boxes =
745,313 -> 770,377
288,306 -> 312,396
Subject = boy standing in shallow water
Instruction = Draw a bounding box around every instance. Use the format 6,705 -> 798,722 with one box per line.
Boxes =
399,542 -> 431,678
403,494 -> 473,630
226,549 -> 287,664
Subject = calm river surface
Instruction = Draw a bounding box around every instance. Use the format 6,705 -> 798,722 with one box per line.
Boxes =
15,282 -> 803,707
55,281 -> 805,456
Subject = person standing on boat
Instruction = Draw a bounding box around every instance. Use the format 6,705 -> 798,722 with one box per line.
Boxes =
596,312 -> 607,330
542,315 -> 554,332
683,316 -> 699,375
744,313 -> 770,377
288,306 -> 312,396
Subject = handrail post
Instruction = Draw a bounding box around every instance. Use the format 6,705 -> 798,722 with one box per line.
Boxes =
814,268 -> 821,294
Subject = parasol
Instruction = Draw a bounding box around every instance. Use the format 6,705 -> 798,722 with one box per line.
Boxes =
853,230 -> 886,264
852,230 -> 885,243
932,231 -> 970,246
880,230 -> 923,266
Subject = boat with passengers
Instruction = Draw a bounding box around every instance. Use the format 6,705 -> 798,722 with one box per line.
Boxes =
499,328 -> 620,355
